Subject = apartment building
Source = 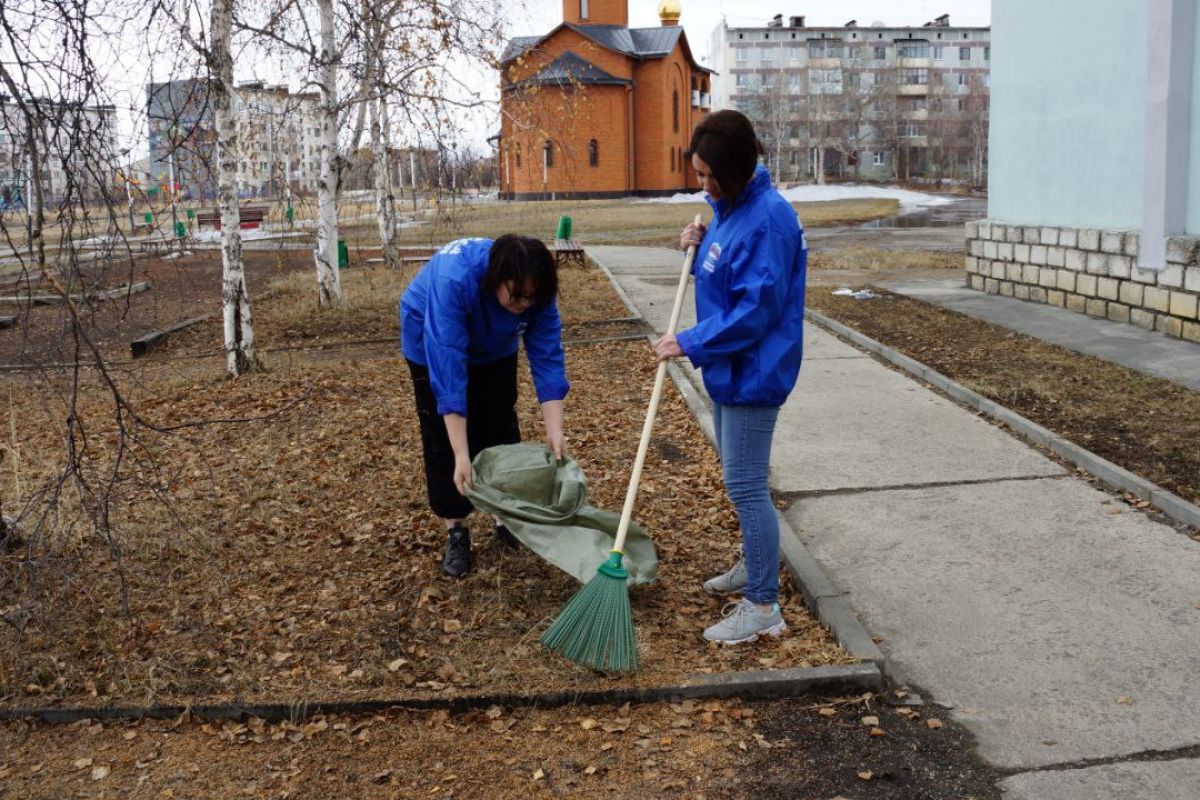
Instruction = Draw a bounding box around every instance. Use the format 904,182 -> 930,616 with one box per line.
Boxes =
0,94 -> 120,205
147,79 -> 322,201
707,13 -> 990,184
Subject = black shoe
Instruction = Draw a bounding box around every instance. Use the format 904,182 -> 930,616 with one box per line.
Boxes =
494,523 -> 520,550
442,525 -> 471,578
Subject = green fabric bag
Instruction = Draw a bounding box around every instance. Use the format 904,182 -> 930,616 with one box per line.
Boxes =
465,443 -> 658,586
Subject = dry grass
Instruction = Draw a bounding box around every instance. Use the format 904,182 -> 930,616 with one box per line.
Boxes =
810,246 -> 964,272
158,257 -> 631,358
359,197 -> 899,249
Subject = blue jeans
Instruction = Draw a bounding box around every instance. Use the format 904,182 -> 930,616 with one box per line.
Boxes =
711,403 -> 781,605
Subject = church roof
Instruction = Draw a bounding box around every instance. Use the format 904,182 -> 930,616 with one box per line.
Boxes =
628,26 -> 684,57
502,23 -> 715,73
502,36 -> 543,64
513,51 -> 632,88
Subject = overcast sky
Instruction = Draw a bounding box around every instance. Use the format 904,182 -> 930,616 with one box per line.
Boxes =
515,0 -> 993,65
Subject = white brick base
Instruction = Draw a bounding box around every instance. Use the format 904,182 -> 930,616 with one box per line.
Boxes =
965,221 -> 1200,344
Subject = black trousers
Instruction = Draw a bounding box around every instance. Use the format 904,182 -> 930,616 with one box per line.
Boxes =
406,354 -> 521,519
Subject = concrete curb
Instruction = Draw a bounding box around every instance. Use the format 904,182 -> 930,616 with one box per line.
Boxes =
0,280 -> 152,307
806,307 -> 1200,531
596,254 -> 887,673
0,663 -> 880,725
130,313 -> 212,358
663,357 -> 887,670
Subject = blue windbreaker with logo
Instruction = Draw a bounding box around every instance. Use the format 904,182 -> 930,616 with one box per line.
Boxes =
400,238 -> 570,417
675,165 -> 807,407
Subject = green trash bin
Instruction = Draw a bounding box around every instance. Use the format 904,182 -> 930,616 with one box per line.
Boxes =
174,221 -> 186,238
337,239 -> 349,269
143,212 -> 153,224
285,204 -> 294,223
186,208 -> 195,220
555,215 -> 572,240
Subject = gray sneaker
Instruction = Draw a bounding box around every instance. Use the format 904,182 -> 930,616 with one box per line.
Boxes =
702,559 -> 748,596
703,599 -> 786,644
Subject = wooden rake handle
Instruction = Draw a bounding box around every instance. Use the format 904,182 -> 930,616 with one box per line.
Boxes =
611,213 -> 704,555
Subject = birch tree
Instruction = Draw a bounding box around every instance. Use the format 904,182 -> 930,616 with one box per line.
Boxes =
210,0 -> 256,373
167,0 -> 257,373
313,0 -> 342,306
371,94 -> 401,271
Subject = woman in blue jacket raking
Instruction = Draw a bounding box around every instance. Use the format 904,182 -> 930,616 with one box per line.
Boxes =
654,110 -> 808,644
401,235 -> 569,578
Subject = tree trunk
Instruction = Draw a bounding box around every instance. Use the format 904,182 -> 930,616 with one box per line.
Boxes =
210,0 -> 255,376
314,0 -> 343,306
372,95 -> 400,272
816,146 -> 826,185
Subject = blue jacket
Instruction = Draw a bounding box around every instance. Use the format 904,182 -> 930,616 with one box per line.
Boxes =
400,238 -> 570,416
676,165 -> 807,407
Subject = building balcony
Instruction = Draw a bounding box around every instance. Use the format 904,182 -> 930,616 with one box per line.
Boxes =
899,57 -> 932,68
899,84 -> 929,95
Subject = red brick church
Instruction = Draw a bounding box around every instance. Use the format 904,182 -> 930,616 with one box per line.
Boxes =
498,0 -> 714,199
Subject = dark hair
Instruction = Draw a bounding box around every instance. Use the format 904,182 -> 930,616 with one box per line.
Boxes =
482,234 -> 558,307
684,110 -> 767,207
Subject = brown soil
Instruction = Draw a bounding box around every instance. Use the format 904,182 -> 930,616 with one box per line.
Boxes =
808,286 -> 1200,511
0,690 -> 1001,799
0,247 -> 312,366
0,265 -> 848,709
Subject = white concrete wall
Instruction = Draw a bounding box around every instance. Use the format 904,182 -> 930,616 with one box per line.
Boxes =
1188,6 -> 1200,233
989,0 -> 1148,230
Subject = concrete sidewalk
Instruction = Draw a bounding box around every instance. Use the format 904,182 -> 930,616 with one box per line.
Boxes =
591,245 -> 1200,799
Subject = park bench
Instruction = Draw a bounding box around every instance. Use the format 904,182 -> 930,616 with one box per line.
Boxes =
138,233 -> 176,255
554,238 -> 585,269
195,204 -> 269,230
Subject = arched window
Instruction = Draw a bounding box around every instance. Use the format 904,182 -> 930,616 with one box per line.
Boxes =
672,89 -> 679,132
543,140 -> 553,167
588,139 -> 599,167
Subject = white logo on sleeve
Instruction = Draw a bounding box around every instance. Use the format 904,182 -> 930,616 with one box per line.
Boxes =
702,242 -> 722,273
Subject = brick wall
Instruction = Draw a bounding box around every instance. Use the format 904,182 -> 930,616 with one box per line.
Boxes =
965,221 -> 1200,343
500,28 -> 705,198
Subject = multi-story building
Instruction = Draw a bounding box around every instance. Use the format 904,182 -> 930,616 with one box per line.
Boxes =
146,79 -> 321,201
0,94 -> 120,205
707,13 -> 990,185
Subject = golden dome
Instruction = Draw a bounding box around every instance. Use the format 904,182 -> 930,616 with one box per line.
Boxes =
658,0 -> 681,23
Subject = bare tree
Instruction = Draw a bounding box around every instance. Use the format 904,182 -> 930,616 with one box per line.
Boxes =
210,0 -> 256,372
167,0 -> 257,374
313,0 -> 342,306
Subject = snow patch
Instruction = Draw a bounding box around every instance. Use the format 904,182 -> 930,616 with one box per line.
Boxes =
641,183 -> 954,211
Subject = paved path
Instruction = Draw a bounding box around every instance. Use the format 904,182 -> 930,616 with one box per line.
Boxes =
881,276 -> 1200,391
591,245 -> 1200,800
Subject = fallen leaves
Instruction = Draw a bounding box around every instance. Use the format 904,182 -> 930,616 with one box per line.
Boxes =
4,278 -> 850,714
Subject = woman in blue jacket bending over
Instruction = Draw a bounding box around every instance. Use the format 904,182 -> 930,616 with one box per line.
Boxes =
401,235 -> 569,578
654,110 -> 807,644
